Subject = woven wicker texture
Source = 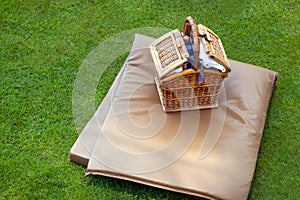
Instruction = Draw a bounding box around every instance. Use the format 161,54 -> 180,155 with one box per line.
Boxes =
151,16 -> 230,112
155,33 -> 180,68
157,71 -> 223,112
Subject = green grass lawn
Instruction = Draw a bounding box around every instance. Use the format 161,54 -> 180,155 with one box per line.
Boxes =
1,0 -> 299,199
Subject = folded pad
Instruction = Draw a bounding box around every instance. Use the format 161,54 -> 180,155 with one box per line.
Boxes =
70,34 -> 278,200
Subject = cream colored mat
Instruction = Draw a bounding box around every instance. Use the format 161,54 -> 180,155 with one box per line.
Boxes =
70,34 -> 278,200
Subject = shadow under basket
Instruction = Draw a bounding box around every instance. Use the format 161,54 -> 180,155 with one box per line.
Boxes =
150,16 -> 231,112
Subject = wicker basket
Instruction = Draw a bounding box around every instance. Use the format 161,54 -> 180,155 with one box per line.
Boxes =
150,16 -> 231,112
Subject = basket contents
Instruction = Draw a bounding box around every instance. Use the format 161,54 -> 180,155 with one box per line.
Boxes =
150,16 -> 231,112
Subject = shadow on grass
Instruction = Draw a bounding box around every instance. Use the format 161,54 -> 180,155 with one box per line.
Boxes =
87,174 -> 206,200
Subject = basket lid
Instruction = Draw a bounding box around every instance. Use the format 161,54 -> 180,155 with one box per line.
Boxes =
149,29 -> 189,78
198,24 -> 231,72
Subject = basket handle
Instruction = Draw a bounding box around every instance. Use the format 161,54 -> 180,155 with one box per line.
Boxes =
182,16 -> 200,70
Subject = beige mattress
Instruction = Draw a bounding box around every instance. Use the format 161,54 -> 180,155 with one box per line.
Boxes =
70,34 -> 278,200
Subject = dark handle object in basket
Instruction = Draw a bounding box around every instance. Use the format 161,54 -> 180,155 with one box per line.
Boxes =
182,16 -> 200,71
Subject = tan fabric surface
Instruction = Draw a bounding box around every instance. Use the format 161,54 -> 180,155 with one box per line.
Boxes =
69,65 -> 125,166
70,34 -> 278,200
69,34 -> 154,166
